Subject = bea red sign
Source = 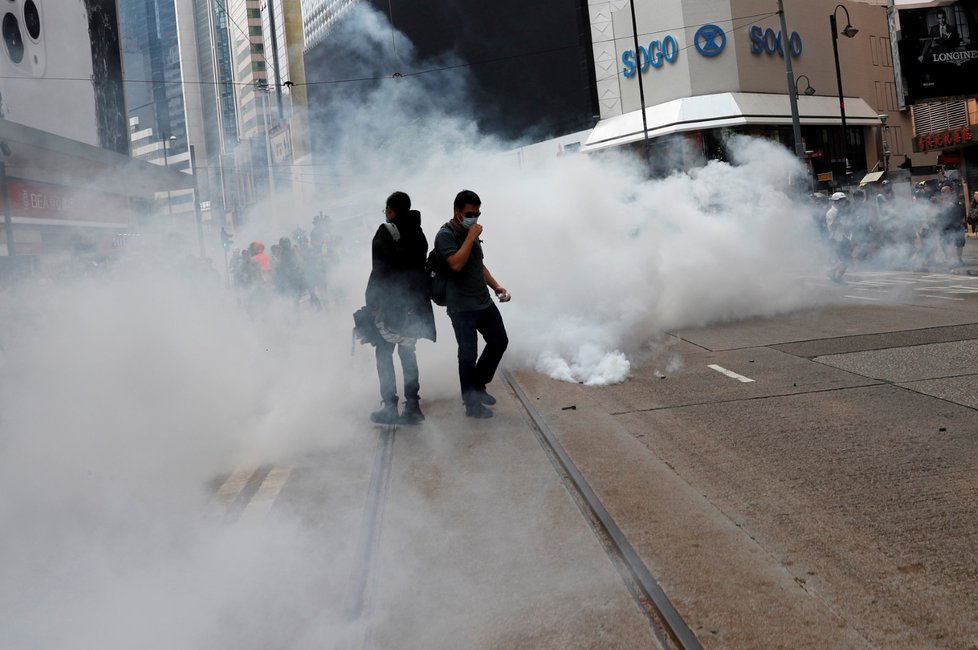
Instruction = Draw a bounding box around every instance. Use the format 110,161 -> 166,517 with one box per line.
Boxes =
7,178 -> 128,225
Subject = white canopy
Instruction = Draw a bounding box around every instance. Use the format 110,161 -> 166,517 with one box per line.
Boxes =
582,92 -> 883,152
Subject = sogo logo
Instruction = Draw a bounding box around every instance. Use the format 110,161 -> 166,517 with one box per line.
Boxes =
621,24 -> 730,78
621,35 -> 680,78
749,26 -> 803,58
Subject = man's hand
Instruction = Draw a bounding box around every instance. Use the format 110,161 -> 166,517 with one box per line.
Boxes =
495,286 -> 511,302
466,223 -> 484,240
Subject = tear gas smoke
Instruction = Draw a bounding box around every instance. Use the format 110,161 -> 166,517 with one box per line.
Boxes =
0,4 -> 954,647
294,5 -> 848,387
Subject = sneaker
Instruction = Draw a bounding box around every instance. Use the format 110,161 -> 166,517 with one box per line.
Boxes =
369,403 -> 399,424
401,400 -> 425,425
464,402 -> 493,419
476,390 -> 497,405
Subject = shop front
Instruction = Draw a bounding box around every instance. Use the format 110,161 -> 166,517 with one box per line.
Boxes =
0,119 -> 194,279
583,0 -> 909,186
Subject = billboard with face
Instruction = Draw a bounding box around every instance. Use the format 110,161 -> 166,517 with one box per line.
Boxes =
898,1 -> 978,103
0,0 -> 127,153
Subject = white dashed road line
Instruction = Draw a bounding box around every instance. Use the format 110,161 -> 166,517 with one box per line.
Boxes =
708,364 -> 755,383
237,465 -> 293,524
211,465 -> 260,508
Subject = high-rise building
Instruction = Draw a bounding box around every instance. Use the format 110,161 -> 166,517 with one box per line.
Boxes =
119,0 -> 187,152
120,0 -> 250,231
301,0 -> 361,50
195,0 -> 240,154
226,0 -> 271,139
119,0 -> 196,217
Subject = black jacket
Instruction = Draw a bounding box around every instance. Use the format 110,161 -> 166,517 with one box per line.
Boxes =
365,210 -> 436,341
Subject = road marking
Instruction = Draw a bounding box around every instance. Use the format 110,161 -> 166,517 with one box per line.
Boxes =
844,295 -> 880,301
237,465 -> 294,524
917,294 -> 965,301
211,465 -> 260,508
708,364 -> 755,383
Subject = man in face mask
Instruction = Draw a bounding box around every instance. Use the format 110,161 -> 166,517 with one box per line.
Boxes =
433,190 -> 510,418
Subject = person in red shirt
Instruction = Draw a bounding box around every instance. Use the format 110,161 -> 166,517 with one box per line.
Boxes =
249,241 -> 271,282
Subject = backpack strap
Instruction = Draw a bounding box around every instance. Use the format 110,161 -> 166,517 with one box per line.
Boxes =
382,221 -> 400,241
440,222 -> 458,249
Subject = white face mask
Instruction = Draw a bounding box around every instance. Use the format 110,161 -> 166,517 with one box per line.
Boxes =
459,209 -> 481,229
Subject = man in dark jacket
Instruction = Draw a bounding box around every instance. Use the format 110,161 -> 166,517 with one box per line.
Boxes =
365,191 -> 436,424
938,184 -> 966,269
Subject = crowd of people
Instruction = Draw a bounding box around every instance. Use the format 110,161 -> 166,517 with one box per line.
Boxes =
811,180 -> 972,283
230,215 -> 332,310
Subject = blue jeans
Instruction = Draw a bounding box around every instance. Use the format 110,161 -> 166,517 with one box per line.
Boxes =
449,303 -> 508,404
375,339 -> 419,405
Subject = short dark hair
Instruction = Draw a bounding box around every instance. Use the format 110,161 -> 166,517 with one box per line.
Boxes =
936,8 -> 946,18
454,189 -> 481,211
386,191 -> 411,216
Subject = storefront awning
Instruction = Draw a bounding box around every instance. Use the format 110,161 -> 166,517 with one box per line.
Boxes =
582,92 -> 883,152
0,118 -> 194,195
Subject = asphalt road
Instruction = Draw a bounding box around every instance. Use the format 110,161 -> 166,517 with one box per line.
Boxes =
515,240 -> 978,648
213,240 -> 978,649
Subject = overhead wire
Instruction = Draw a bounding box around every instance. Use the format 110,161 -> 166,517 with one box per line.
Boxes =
5,9 -> 788,188
0,10 -> 781,90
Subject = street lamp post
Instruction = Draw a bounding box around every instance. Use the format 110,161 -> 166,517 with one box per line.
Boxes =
879,114 -> 891,171
794,75 -> 817,192
255,81 -> 280,235
830,4 -> 859,180
777,0 -> 804,160
189,144 -> 206,258
627,0 -> 651,169
162,134 -> 176,217
794,75 -> 816,97
1,160 -> 13,256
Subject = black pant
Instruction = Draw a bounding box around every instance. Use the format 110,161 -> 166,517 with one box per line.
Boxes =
375,339 -> 419,405
449,303 -> 508,404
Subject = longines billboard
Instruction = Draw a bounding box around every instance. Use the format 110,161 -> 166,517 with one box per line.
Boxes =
898,0 -> 978,102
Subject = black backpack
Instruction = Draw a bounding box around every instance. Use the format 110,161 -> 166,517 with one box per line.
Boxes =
425,247 -> 448,306
426,223 -> 453,306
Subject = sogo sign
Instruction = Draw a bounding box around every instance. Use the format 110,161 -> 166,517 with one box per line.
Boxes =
749,26 -> 803,58
621,24 -> 729,78
621,35 -> 680,78
620,23 -> 802,79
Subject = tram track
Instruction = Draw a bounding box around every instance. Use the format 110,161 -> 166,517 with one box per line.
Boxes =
347,423 -> 396,621
210,374 -> 700,648
501,369 -> 703,650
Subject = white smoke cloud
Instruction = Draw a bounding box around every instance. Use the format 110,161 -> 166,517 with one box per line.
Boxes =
1,3 -> 961,647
